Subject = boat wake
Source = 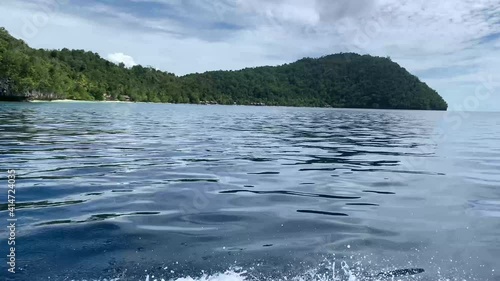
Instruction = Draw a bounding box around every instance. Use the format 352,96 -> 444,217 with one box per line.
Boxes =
68,260 -> 450,281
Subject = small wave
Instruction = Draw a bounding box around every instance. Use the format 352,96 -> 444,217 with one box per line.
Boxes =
36,211 -> 162,226
0,199 -> 86,211
297,210 -> 349,217
220,190 -> 361,200
362,190 -> 396,195
345,203 -> 379,206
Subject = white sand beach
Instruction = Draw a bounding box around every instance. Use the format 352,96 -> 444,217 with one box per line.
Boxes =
29,99 -> 134,103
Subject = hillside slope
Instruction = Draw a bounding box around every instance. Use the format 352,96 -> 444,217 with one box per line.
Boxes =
0,27 -> 447,110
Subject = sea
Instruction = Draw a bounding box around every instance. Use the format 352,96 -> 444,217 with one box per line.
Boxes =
0,102 -> 499,280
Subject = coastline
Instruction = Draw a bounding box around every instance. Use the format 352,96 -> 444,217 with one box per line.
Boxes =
18,99 -> 448,111
28,99 -> 135,103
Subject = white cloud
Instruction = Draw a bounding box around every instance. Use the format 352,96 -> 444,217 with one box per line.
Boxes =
107,52 -> 137,68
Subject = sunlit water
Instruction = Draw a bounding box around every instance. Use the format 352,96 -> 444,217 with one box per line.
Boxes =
0,102 -> 499,281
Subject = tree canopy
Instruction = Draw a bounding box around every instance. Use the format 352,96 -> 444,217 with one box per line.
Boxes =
0,27 -> 447,110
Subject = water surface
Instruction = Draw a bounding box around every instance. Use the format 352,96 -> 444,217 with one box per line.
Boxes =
0,102 -> 499,280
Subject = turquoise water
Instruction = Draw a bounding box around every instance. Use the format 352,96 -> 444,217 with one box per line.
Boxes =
0,102 -> 499,280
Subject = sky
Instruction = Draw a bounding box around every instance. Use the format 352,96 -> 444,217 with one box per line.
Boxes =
0,0 -> 499,111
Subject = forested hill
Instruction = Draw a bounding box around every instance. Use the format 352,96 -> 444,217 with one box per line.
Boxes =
0,27 -> 448,110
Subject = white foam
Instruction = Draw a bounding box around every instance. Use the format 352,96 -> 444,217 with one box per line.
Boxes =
172,271 -> 246,281
69,260 -> 481,281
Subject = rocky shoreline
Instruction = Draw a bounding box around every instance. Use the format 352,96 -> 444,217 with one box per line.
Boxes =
0,78 -> 61,102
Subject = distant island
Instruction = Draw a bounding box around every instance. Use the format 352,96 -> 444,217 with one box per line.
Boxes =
0,27 -> 447,110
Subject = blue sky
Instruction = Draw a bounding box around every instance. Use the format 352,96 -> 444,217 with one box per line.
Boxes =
0,0 -> 499,111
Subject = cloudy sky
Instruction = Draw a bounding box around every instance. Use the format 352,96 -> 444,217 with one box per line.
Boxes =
0,0 -> 499,111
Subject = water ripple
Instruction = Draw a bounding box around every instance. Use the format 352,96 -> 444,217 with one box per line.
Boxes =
219,190 -> 361,200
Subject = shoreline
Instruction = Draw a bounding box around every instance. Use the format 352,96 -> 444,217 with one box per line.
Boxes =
28,99 -> 135,103
17,100 -> 449,111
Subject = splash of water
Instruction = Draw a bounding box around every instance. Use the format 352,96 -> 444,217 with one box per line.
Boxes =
136,262 -> 362,281
69,260 -> 482,281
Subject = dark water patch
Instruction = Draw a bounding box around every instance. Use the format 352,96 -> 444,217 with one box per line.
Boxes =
182,158 -> 221,163
283,156 -> 401,168
248,171 -> 281,175
167,178 -> 219,183
363,190 -> 396,195
242,157 -> 274,162
297,210 -> 349,217
351,168 -> 446,176
220,189 -> 361,200
0,199 -> 86,211
88,213 -> 122,221
337,149 -> 435,157
113,146 -> 146,150
370,181 -> 406,187
133,212 -> 161,215
36,219 -> 73,226
299,168 -> 337,171
19,175 -> 81,180
346,203 -> 380,206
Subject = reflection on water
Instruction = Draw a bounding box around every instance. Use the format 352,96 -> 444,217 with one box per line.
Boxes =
0,102 -> 499,280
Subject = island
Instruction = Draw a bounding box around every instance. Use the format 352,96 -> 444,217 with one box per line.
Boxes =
0,27 -> 447,110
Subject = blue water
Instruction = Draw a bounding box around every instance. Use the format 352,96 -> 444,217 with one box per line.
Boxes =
0,102 -> 499,280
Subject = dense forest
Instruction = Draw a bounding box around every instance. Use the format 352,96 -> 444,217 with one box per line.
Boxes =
0,27 -> 447,110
